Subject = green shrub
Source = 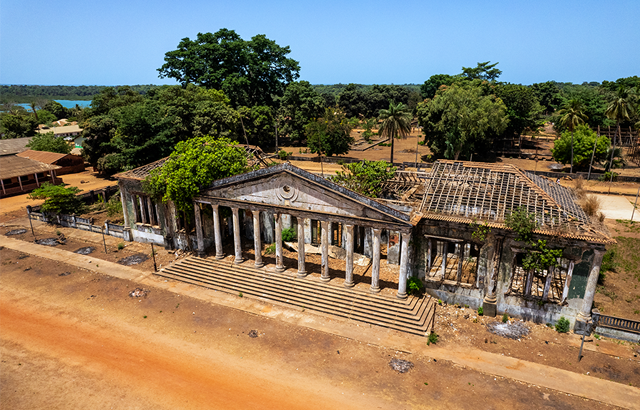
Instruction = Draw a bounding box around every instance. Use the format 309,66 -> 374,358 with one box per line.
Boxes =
278,150 -> 292,160
601,248 -> 617,273
598,171 -> 618,182
265,243 -> 276,254
427,332 -> 438,345
281,227 -> 296,242
555,316 -> 570,333
477,306 -> 483,316
117,242 -> 125,250
106,192 -> 123,217
502,313 -> 509,323
407,276 -> 424,296
28,183 -> 85,214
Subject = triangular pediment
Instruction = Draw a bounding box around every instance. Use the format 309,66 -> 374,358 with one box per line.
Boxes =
196,163 -> 411,227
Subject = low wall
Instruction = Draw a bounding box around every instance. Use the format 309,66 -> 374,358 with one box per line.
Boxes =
27,208 -> 133,242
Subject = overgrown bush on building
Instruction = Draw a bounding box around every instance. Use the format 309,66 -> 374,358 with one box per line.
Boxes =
407,276 -> 424,296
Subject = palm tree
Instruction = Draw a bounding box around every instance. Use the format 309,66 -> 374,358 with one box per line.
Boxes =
557,99 -> 588,173
378,101 -> 412,164
605,86 -> 634,176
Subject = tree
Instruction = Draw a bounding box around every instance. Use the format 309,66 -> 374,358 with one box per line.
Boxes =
329,160 -> 396,198
28,183 -> 85,214
604,86 -> 635,176
337,84 -> 369,118
158,29 -> 300,108
495,83 -> 544,137
239,105 -> 275,147
144,136 -> 251,215
557,99 -> 588,172
305,107 -> 354,175
26,132 -> 72,154
417,82 -> 508,160
378,101 -> 412,164
461,61 -> 502,82
278,81 -> 324,143
0,112 -> 39,139
531,81 -> 563,115
43,101 -> 71,120
551,125 -> 609,170
420,74 -> 457,99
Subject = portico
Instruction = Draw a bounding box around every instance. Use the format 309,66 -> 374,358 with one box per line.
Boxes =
192,163 -> 414,298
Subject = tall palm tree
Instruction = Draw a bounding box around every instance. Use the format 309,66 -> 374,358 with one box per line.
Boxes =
378,101 -> 412,164
605,86 -> 634,183
557,99 -> 588,173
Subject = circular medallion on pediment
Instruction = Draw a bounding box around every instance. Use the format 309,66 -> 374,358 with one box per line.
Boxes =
277,184 -> 298,202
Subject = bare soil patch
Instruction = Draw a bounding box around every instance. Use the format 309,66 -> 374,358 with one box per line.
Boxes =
0,247 -> 625,409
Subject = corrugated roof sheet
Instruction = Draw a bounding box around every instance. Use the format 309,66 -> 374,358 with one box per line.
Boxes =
0,137 -> 33,156
0,155 -> 61,179
16,150 -> 70,164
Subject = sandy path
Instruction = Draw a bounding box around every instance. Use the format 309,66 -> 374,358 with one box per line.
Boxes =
0,295 -> 367,410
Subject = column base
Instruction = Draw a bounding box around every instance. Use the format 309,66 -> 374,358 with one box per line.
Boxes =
275,266 -> 285,273
573,316 -> 591,335
233,257 -> 245,264
344,281 -> 355,288
482,297 -> 497,317
197,251 -> 206,258
254,262 -> 264,268
320,275 -> 331,282
370,286 -> 381,294
215,254 -> 225,260
297,270 -> 307,278
396,291 -> 408,299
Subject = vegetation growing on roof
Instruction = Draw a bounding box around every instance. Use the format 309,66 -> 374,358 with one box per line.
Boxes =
143,136 -> 252,215
329,160 -> 396,198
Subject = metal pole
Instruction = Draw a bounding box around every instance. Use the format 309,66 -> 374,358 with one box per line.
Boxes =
151,242 -> 157,272
578,331 -> 586,362
102,227 -> 107,253
587,131 -> 598,181
28,213 -> 36,240
631,185 -> 640,222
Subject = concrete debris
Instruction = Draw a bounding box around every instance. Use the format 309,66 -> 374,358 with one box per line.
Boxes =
118,254 -> 148,266
486,321 -> 530,340
129,288 -> 150,298
5,229 -> 27,236
75,247 -> 95,255
389,358 -> 414,373
36,237 -> 61,246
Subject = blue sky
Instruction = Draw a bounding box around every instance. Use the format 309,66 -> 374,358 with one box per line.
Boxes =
1,0 -> 638,86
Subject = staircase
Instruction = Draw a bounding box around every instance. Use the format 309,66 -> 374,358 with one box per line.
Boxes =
157,257 -> 435,336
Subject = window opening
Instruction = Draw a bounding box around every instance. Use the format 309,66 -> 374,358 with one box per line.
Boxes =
426,239 -> 478,285
509,254 -> 568,303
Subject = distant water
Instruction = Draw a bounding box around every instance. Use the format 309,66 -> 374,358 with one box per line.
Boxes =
14,100 -> 92,111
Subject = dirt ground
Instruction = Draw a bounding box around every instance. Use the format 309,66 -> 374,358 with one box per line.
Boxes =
1,246 -> 632,410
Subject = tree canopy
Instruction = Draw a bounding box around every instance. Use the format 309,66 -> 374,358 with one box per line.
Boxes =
28,183 -> 85,214
417,82 -> 508,160
278,81 -> 324,143
158,29 -> 300,108
378,101 -> 412,164
551,125 -> 610,170
144,136 -> 251,214
305,107 -> 354,174
329,160 -> 396,198
82,85 -> 240,175
26,132 -> 72,154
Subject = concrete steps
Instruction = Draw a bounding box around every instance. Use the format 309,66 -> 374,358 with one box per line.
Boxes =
157,257 -> 435,336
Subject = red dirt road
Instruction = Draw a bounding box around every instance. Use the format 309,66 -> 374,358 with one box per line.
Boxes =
0,297 -> 366,410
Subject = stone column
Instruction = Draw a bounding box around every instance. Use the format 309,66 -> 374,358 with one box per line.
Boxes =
232,207 -> 243,263
253,211 -> 263,268
120,189 -> 130,227
297,218 -> 306,277
482,236 -> 502,317
194,202 -> 205,256
456,242 -> 465,283
146,197 -> 155,226
371,228 -> 382,293
274,213 -> 284,272
320,221 -> 330,281
426,238 -> 433,274
138,196 -> 147,224
303,218 -> 312,244
575,249 -> 605,334
440,241 -> 448,280
212,204 -> 224,259
561,261 -> 575,303
344,224 -> 355,287
397,232 -> 411,299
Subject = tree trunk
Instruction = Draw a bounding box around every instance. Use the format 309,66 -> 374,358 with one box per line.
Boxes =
389,133 -> 395,165
570,131 -> 574,173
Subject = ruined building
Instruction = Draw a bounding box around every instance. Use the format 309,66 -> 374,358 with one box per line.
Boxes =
116,155 -> 612,334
